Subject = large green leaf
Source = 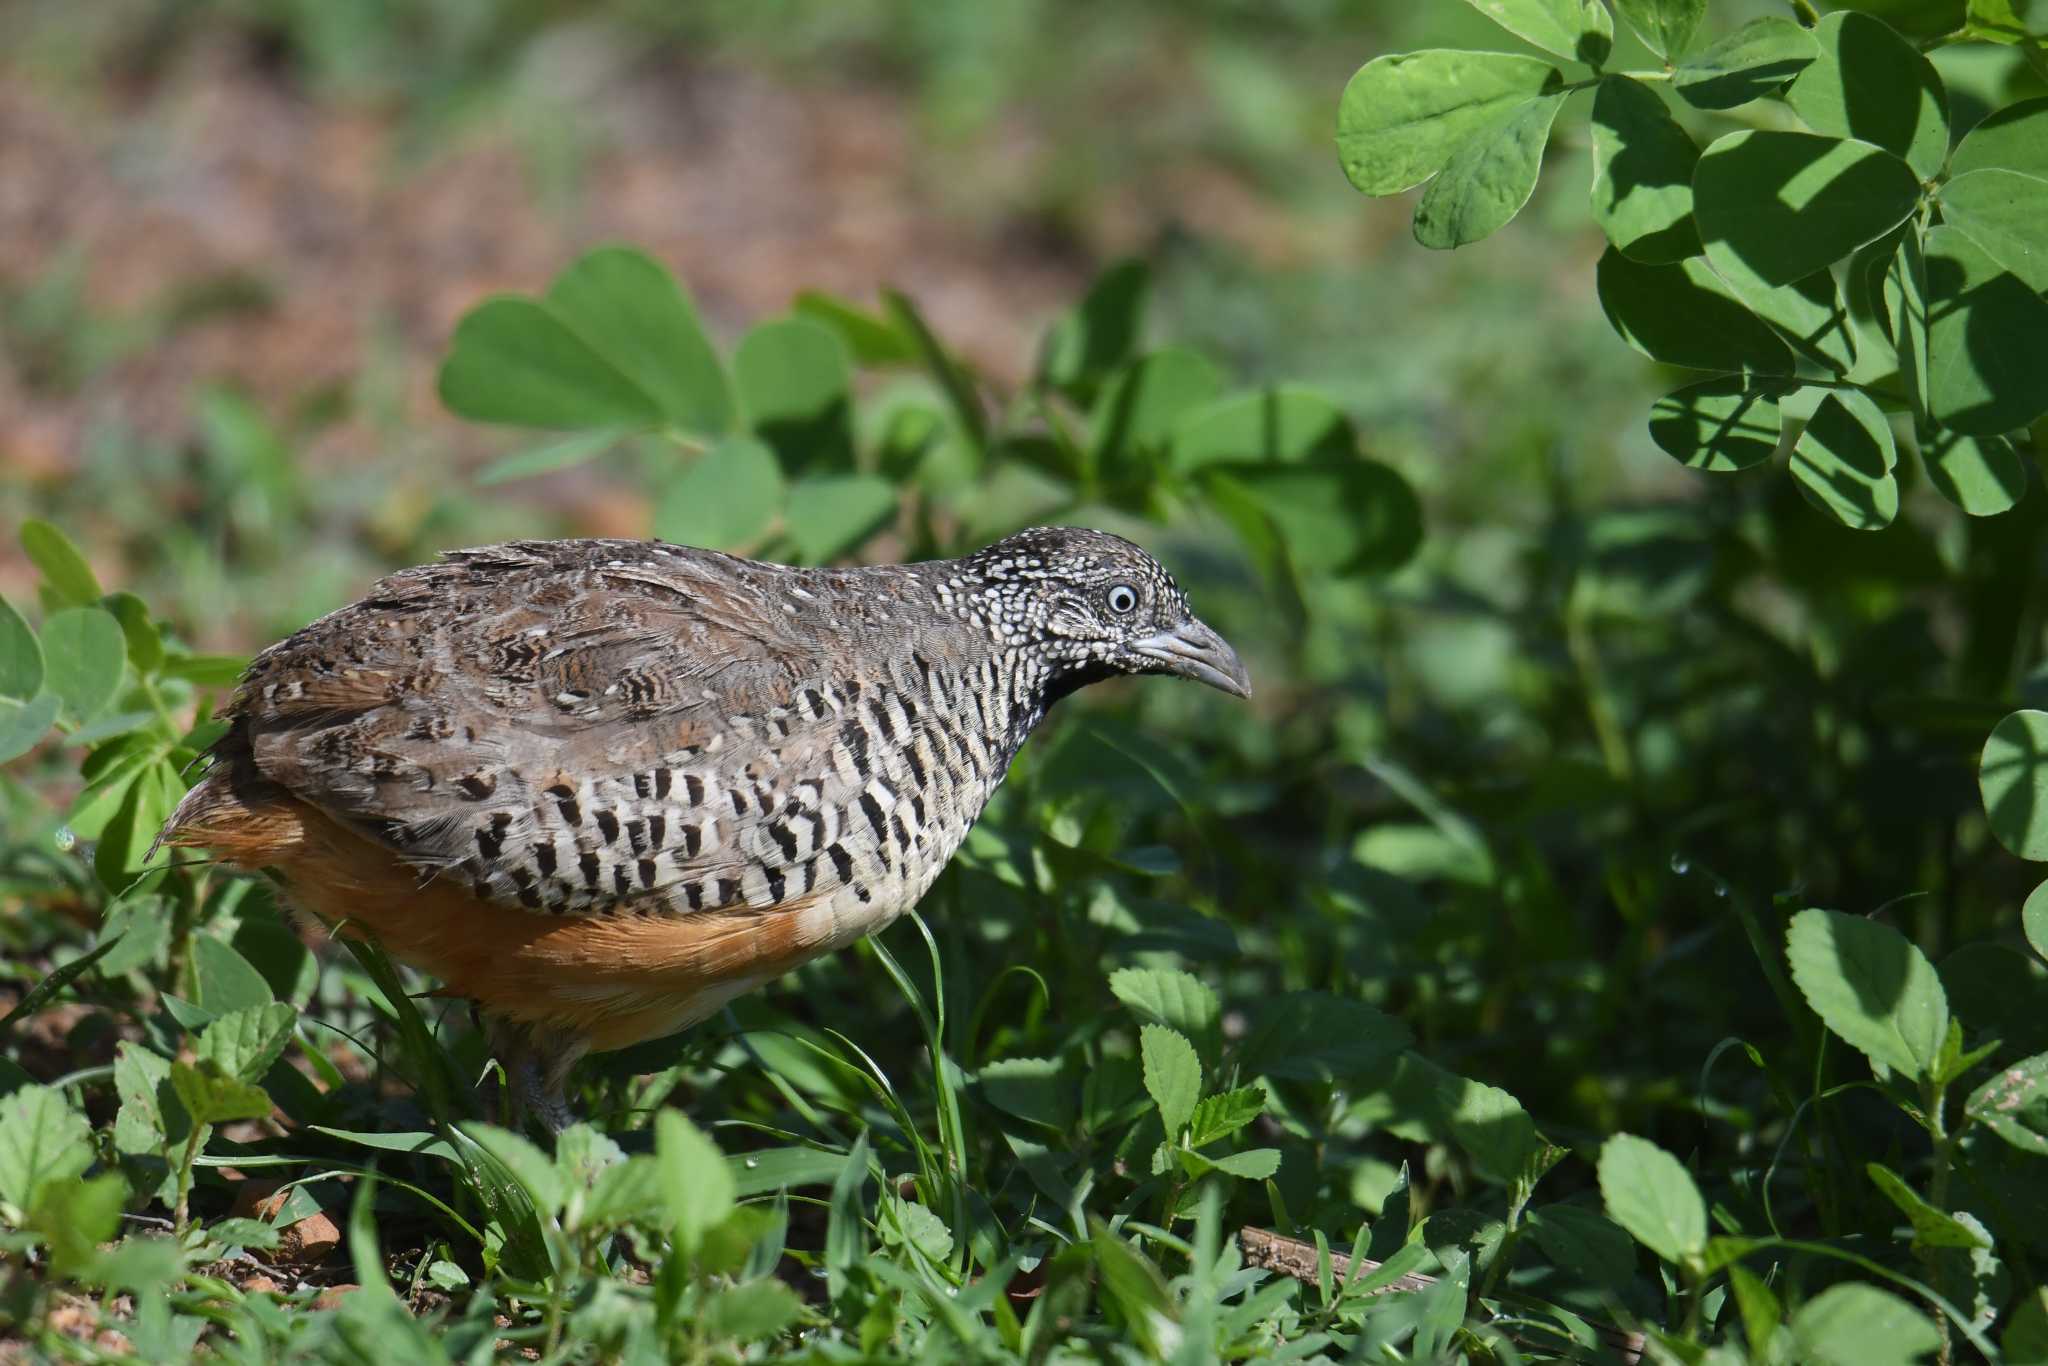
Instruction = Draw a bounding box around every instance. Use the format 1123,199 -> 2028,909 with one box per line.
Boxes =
657,1110 -> 735,1253
1937,169 -> 2048,294
1785,11 -> 1950,179
1597,1133 -> 1706,1264
1168,387 -> 1355,472
1589,76 -> 1701,263
1596,248 -> 1793,374
735,316 -> 855,472
19,520 -> 103,608
0,696 -> 59,765
39,607 -> 126,724
1982,710 -> 2048,860
1790,389 -> 1898,530
1413,91 -> 1568,249
1922,430 -> 2026,516
0,1085 -> 93,1215
1040,259 -> 1150,403
1674,17 -> 1818,110
1785,908 -> 1949,1080
192,934 -> 277,1014
1337,50 -> 1562,196
654,437 -> 785,552
1208,459 -> 1422,576
1697,131 -> 1921,290
784,474 -> 898,563
196,1002 -> 298,1085
1949,94 -> 2048,179
1788,1283 -> 1941,1366
1717,266 -> 1858,376
169,1058 -> 272,1125
1648,377 -> 1784,471
1920,225 -> 2048,435
1967,1050 -> 2048,1155
1610,0 -> 1706,61
440,248 -> 732,435
1090,348 -> 1224,479
1139,1024 -> 1201,1138
1109,967 -> 1221,1060
0,597 -> 41,702
1455,0 -> 1611,64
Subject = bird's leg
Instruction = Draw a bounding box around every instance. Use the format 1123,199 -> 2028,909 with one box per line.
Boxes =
479,1013 -> 588,1138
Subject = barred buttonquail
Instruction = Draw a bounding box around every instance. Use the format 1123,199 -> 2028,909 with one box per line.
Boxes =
158,526 -> 1249,1130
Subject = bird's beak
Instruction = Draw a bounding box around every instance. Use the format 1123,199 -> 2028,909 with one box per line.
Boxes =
1131,618 -> 1252,699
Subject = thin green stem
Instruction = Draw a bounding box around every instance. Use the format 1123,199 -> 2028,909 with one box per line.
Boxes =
1924,1076 -> 1955,1366
173,1121 -> 207,1236
1565,606 -> 1635,786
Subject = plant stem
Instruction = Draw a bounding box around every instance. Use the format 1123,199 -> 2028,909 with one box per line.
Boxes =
1565,606 -> 1634,786
173,1121 -> 207,1236
1925,1077 -> 1955,1366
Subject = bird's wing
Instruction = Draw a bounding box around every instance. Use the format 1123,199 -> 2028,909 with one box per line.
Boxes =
218,540 -> 874,918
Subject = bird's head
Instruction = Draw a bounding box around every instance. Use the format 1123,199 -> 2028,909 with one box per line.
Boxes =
950,526 -> 1251,700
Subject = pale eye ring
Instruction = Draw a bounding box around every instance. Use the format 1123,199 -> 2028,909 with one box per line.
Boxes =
1105,583 -> 1139,615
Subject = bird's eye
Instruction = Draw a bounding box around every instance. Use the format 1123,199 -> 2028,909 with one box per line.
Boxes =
1105,584 -> 1139,615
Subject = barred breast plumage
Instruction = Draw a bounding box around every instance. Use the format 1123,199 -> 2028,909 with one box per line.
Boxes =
159,526 -> 1250,1130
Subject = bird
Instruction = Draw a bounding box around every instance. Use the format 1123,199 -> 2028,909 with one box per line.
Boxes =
156,526 -> 1250,1132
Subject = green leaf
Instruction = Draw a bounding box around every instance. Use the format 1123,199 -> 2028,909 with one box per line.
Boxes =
1191,1147 -> 1282,1180
1938,169 -> 2048,294
20,520 -> 103,608
1456,0 -> 1610,64
0,597 -> 42,702
1139,1024 -> 1201,1139
1719,266 -> 1859,376
1785,908 -> 1949,1080
1785,11 -> 1950,180
1090,348 -> 1224,479
39,607 -> 126,724
1168,387 -> 1354,472
1921,224 -> 2048,435
584,1153 -> 664,1226
1595,248 -> 1793,373
1589,76 -> 1701,263
1444,1079 -> 1542,1185
1866,1162 -> 1992,1249
113,1042 -> 175,1156
99,592 -> 163,675
823,1130 -> 869,1302
1727,1263 -> 1786,1359
169,1059 -> 271,1125
1597,1133 -> 1707,1264
195,1002 -> 297,1085
439,248 -> 732,435
1983,711 -> 2048,860
978,1056 -> 1074,1131
1888,226 -> 1934,424
1950,95 -> 2048,179
1696,131 -> 1921,290
476,428 -> 631,486
1337,50 -> 1563,196
461,1122 -> 564,1217
878,1193 -> 953,1263
657,1109 -> 735,1253
0,1084 -> 93,1215
1649,376 -> 1784,470
0,696 -> 57,765
1968,1051 -> 2048,1155
2026,878 -> 2048,963
1922,430 -> 2025,516
1189,1086 -> 1267,1148
793,290 -> 917,365
28,1171 -> 129,1280
784,474 -> 898,563
1040,259 -> 1150,403
1789,1283 -> 1941,1366
2006,1286 -> 2048,1364
654,436 -> 785,551
192,934 -> 275,1014
94,759 -> 180,893
729,1145 -> 848,1198
1791,389 -> 1899,531
1674,17 -> 1818,110
1238,992 -> 1411,1082
1208,459 -> 1422,577
1413,91 -> 1568,249
736,316 -> 856,472
705,1277 -> 804,1342
1525,1204 -> 1637,1288
1610,0 -> 1706,62
1109,966 -> 1222,1057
